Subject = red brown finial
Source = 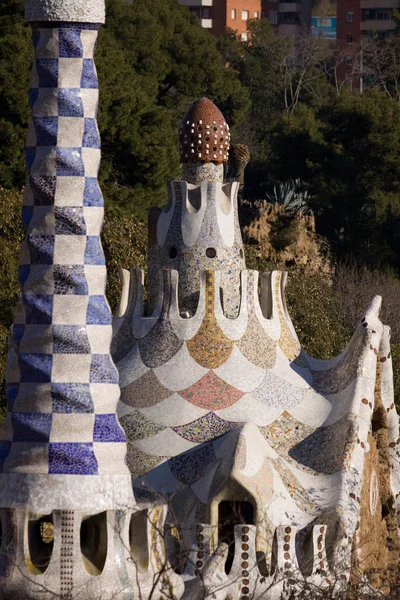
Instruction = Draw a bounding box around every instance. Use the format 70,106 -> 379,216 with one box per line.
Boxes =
179,97 -> 230,165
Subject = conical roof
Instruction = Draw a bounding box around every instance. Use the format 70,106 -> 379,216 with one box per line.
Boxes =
179,97 -> 230,165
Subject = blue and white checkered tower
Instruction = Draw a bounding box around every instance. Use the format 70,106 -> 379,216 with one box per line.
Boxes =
0,1 -> 137,597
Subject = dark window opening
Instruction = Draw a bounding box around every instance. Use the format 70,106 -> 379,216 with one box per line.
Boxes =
218,501 -> 254,574
129,510 -> 149,573
27,513 -> 54,574
169,247 -> 178,259
81,512 -> 107,575
165,524 -> 184,574
206,247 -> 217,258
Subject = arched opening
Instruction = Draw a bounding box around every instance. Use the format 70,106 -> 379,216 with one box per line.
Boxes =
80,512 -> 107,575
270,529 -> 278,576
165,524 -> 185,574
372,404 -> 386,434
218,501 -> 254,574
129,510 -> 149,573
26,513 -> 54,574
188,187 -> 202,211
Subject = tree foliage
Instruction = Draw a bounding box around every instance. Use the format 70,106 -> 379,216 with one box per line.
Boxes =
0,0 -> 32,187
269,90 -> 400,268
97,0 -> 250,217
0,0 -> 250,218
216,21 -> 400,271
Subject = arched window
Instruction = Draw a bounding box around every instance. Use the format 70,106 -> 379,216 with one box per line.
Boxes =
26,513 -> 54,574
129,510 -> 149,573
218,501 -> 254,574
81,512 -> 107,575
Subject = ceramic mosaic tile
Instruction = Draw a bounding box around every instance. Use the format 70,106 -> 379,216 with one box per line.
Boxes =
0,19 -> 132,515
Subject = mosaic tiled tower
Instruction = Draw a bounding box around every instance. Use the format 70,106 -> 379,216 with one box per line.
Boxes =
147,98 -> 245,318
0,1 -> 137,598
114,99 -> 400,598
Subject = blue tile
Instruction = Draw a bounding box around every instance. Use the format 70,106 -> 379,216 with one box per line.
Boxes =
82,118 -> 100,148
81,59 -> 98,89
32,28 -> 40,50
18,265 -> 31,285
27,235 -> 55,264
90,355 -> 119,383
86,296 -> 112,325
84,236 -> 105,265
33,117 -> 58,147
22,206 -> 34,230
29,88 -> 39,109
12,325 -> 25,350
51,383 -> 94,413
58,28 -> 83,58
53,265 -> 88,295
49,442 -> 98,475
23,294 -> 53,325
58,88 -> 84,117
25,147 -> 36,171
57,23 -> 99,31
83,178 -> 103,206
30,176 -> 57,206
6,384 -> 19,412
53,325 -> 90,354
19,353 -> 53,383
12,412 -> 52,442
93,414 -> 126,442
55,207 -> 86,235
36,58 -> 58,88
0,442 -> 11,472
56,147 -> 84,176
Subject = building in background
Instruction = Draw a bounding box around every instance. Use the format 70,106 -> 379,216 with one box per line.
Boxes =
261,0 -> 312,36
179,0 -> 261,39
311,15 -> 337,38
337,0 -> 398,44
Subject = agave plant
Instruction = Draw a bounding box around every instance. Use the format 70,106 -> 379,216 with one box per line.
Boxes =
267,178 -> 310,215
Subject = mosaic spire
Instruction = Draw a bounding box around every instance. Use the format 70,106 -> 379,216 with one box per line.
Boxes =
0,6 -> 131,513
0,1 -> 137,597
147,98 -> 245,317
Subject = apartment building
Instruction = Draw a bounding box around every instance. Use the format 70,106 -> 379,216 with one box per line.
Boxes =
337,0 -> 399,43
261,0 -> 312,35
179,0 -> 262,38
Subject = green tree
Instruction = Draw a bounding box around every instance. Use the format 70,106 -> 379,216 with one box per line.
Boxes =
269,89 -> 400,270
0,0 -> 32,187
0,0 -> 249,218
218,20 -> 335,200
219,20 -> 291,149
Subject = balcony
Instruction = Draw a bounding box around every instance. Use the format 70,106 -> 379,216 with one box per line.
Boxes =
361,18 -> 396,29
279,23 -> 302,33
180,0 -> 212,6
279,12 -> 302,23
279,2 -> 303,11
201,18 -> 213,27
361,0 -> 398,7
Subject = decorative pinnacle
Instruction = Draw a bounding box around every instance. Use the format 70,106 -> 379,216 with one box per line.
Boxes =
179,98 -> 230,165
25,0 -> 105,23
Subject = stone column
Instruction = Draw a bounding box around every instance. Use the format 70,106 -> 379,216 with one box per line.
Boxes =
0,1 -> 135,597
